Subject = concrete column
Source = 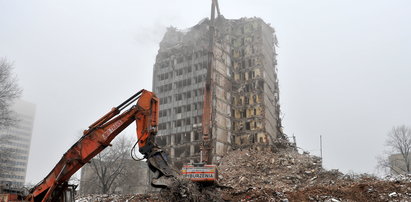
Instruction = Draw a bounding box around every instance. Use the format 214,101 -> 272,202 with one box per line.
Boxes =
171,148 -> 175,158
171,134 -> 175,145
190,145 -> 194,156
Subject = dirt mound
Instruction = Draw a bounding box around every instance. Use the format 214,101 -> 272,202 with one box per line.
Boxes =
286,178 -> 411,202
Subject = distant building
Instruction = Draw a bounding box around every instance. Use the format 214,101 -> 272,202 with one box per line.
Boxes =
152,16 -> 284,169
79,159 -> 151,195
389,153 -> 411,174
0,100 -> 36,187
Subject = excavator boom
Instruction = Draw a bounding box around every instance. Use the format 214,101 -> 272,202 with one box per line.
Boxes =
25,90 -> 176,202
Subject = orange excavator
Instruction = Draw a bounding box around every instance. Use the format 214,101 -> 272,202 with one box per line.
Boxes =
1,89 -> 178,202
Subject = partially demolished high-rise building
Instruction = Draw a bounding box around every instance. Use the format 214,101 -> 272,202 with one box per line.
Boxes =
152,17 -> 283,169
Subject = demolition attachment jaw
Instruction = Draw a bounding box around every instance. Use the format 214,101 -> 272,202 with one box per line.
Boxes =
146,149 -> 180,188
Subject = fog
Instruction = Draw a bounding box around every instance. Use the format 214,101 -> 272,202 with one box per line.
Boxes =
0,0 -> 410,184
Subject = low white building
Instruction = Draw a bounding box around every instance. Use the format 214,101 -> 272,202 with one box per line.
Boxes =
389,153 -> 411,174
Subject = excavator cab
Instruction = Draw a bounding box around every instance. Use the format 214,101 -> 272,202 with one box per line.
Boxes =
0,185 -> 25,202
0,184 -> 49,202
57,184 -> 76,202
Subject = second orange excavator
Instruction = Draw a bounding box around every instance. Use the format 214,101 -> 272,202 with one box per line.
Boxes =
181,0 -> 220,183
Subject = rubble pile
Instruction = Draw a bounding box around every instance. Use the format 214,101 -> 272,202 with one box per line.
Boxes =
218,148 -> 339,192
76,148 -> 411,201
76,177 -> 220,202
157,176 -> 222,201
385,174 -> 411,182
216,148 -> 411,201
286,178 -> 411,202
76,194 -> 161,202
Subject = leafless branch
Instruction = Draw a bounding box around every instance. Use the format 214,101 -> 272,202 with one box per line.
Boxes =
377,125 -> 411,174
84,136 -> 133,194
0,58 -> 22,130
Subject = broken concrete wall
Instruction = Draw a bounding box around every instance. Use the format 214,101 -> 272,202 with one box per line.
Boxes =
211,41 -> 232,162
225,17 -> 282,149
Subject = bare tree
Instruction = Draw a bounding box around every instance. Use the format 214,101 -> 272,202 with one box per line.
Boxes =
86,136 -> 133,194
0,58 -> 22,130
0,58 -> 21,178
377,125 -> 411,174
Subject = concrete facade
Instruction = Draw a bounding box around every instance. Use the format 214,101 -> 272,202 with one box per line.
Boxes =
0,100 -> 36,187
153,17 -> 284,169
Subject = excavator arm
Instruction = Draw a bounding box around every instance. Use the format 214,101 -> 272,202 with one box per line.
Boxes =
26,90 -> 177,202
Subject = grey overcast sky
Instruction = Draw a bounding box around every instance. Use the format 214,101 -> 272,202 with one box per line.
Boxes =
1,0 -> 410,184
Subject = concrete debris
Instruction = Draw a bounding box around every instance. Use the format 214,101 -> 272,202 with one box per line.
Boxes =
217,148 -> 332,193
388,192 -> 398,197
384,174 -> 411,182
76,148 -> 411,201
328,199 -> 340,202
75,194 -> 161,202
